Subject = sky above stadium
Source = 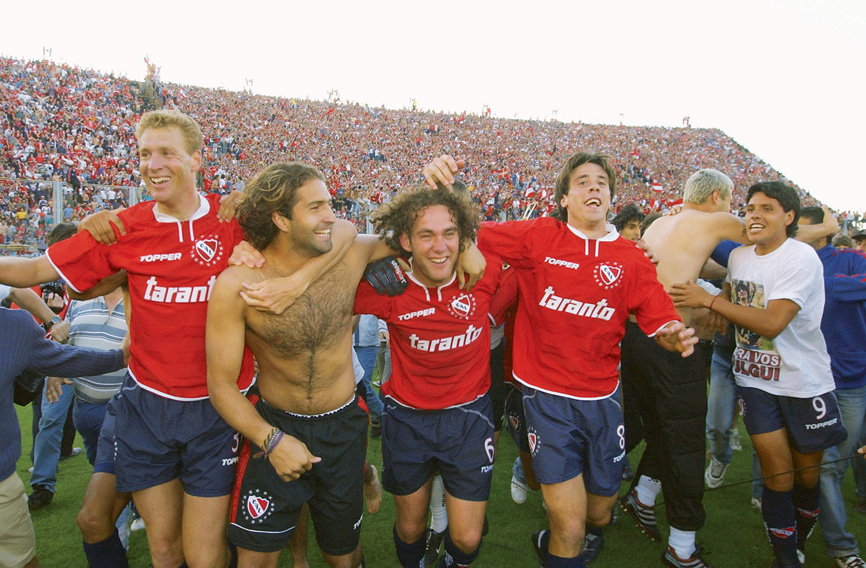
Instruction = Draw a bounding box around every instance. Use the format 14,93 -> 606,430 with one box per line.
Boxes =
3,0 -> 865,213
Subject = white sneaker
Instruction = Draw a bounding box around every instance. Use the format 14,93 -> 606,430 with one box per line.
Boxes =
704,456 -> 728,489
511,476 -> 528,504
130,518 -> 146,532
751,497 -> 762,510
836,555 -> 866,568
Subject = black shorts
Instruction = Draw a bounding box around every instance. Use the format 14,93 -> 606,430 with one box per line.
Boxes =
504,383 -> 530,453
738,386 -> 847,454
228,395 -> 368,556
382,394 -> 495,501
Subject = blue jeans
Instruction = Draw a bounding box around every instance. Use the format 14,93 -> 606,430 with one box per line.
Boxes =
376,341 -> 392,405
72,399 -> 109,466
355,345 -> 383,420
707,353 -> 764,498
819,385 -> 866,557
30,383 -> 74,492
706,352 -> 737,465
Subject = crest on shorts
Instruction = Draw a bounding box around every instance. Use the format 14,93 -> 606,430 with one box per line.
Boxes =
446,292 -> 477,320
508,414 -> 520,433
191,235 -> 225,267
242,489 -> 274,524
593,262 -> 623,290
527,426 -> 540,456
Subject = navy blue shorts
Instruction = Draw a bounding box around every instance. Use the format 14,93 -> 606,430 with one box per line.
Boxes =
521,386 -> 625,496
738,386 -> 847,454
504,384 -> 530,453
93,393 -> 121,475
382,394 -> 495,501
228,395 -> 368,556
114,376 -> 240,497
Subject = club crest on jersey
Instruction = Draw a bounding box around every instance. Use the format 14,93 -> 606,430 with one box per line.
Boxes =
191,236 -> 224,267
527,427 -> 540,456
446,292 -> 476,320
242,490 -> 274,524
593,262 -> 623,290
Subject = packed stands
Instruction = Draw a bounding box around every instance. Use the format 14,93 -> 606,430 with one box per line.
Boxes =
2,56 -> 862,253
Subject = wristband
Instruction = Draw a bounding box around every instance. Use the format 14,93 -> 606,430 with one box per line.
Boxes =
708,294 -> 719,311
254,427 -> 285,460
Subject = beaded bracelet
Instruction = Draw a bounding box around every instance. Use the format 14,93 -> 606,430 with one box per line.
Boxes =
254,427 -> 285,460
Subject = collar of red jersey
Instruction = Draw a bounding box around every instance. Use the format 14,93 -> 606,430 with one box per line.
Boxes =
151,192 -> 210,224
565,222 -> 619,242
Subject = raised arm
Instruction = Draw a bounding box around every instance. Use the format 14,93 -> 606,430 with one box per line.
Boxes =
206,272 -> 320,480
796,206 -> 839,243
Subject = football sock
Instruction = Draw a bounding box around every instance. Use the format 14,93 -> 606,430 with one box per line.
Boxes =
762,487 -> 799,566
668,527 -> 696,559
792,483 -> 820,550
82,530 -> 130,568
635,475 -> 662,506
430,474 -> 448,533
393,524 -> 425,568
437,531 -> 480,567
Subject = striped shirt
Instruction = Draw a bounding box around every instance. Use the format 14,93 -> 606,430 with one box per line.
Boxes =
67,297 -> 128,403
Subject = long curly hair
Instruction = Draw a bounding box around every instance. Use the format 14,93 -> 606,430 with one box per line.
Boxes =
371,182 -> 479,253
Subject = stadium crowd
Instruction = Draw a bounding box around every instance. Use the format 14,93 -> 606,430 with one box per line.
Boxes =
3,57 -> 866,568
3,57 -> 863,252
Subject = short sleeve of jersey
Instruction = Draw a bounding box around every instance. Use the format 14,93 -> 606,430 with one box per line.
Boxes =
768,245 -> 822,309
46,228 -> 116,294
354,280 -> 395,320
478,218 -> 555,270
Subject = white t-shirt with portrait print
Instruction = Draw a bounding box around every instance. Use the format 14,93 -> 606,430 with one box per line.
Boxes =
727,238 -> 835,398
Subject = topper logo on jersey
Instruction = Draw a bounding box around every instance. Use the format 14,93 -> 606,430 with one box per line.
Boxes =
143,275 -> 216,303
241,489 -> 274,524
545,257 -> 580,270
409,324 -> 483,352
191,235 -> 224,267
593,262 -> 623,290
139,253 -> 182,263
446,292 -> 476,320
539,286 -> 615,321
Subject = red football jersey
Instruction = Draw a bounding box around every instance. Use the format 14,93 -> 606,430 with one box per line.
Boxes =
47,193 -> 255,400
478,217 -> 679,399
354,254 -> 501,410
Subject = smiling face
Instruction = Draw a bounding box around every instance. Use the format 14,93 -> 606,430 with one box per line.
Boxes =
560,162 -> 611,237
138,126 -> 201,212
745,191 -> 794,254
286,178 -> 336,256
399,204 -> 460,288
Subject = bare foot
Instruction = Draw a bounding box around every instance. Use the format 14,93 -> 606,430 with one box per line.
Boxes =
364,464 -> 382,513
